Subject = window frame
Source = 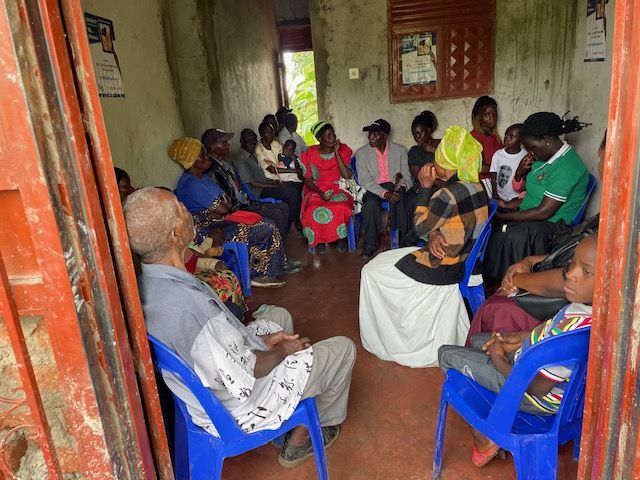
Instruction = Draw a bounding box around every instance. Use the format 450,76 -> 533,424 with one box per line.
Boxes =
388,0 -> 496,103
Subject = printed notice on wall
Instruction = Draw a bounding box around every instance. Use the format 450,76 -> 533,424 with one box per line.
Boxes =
401,32 -> 437,85
84,13 -> 124,97
584,0 -> 607,62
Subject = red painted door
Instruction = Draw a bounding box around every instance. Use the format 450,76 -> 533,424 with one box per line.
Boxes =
0,0 -> 170,477
578,0 -> 640,478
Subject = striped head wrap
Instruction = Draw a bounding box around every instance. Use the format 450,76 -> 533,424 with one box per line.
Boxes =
311,121 -> 333,140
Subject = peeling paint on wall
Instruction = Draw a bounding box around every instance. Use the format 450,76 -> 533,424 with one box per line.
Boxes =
310,0 -> 613,217
310,0 -> 582,152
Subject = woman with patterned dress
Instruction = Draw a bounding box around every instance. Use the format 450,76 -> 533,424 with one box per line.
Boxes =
169,137 -> 287,288
299,121 -> 354,253
183,238 -> 248,317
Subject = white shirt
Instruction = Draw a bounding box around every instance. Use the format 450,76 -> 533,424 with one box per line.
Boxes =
255,140 -> 302,183
278,128 -> 309,156
489,148 -> 527,201
186,313 -> 313,435
255,140 -> 282,181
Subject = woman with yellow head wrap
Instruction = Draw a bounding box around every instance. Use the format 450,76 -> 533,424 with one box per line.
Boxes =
171,137 -> 289,288
359,125 -> 488,368
434,126 -> 483,183
168,137 -> 205,169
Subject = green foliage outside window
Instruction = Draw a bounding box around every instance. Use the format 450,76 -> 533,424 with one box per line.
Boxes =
287,51 -> 319,146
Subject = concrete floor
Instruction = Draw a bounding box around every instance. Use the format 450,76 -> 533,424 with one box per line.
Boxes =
222,235 -> 579,480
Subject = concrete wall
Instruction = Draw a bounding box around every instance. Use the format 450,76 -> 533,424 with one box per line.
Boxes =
212,0 -> 280,139
162,0 -> 280,152
310,0 -> 578,151
84,0 -> 280,189
85,0 -> 613,201
160,0 -> 221,139
82,0 -> 185,189
275,0 -> 310,22
565,0 -> 615,214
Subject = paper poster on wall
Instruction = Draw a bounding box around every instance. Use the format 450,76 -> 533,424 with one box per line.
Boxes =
401,32 -> 437,85
584,0 -> 608,62
84,13 -> 124,97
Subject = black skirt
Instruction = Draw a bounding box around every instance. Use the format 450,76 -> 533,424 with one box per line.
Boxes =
483,220 -> 569,281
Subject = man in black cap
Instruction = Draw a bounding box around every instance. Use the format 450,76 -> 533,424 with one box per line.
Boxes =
355,119 -> 410,260
202,128 -> 302,273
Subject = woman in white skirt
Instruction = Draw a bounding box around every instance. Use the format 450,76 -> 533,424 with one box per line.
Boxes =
359,126 -> 489,367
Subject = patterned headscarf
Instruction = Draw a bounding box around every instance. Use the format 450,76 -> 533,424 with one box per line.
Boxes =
168,137 -> 203,169
435,126 -> 482,183
311,121 -> 333,140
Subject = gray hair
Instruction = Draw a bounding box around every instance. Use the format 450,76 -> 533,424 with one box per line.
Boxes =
123,187 -> 180,263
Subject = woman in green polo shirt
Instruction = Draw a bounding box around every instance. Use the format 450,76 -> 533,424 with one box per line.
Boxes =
484,112 -> 589,282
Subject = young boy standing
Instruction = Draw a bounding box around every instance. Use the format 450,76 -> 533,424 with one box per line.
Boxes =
489,123 -> 527,203
438,234 -> 597,467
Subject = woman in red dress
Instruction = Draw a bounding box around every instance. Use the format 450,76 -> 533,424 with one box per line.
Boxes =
470,96 -> 502,195
300,121 -> 354,253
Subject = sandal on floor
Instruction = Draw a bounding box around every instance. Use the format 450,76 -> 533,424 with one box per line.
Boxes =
471,442 -> 503,467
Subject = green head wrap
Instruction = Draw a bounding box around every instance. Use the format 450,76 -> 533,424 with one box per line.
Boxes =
435,125 -> 482,183
311,121 -> 333,140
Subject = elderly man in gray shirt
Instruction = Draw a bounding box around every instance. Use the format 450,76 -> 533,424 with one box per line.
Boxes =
233,129 -> 302,232
355,119 -> 410,260
124,187 -> 355,468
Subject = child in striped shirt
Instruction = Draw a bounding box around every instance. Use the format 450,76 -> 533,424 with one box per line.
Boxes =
438,234 -> 597,467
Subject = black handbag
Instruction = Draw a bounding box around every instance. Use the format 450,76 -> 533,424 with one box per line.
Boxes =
532,214 -> 599,272
513,292 -> 569,322
514,215 -> 598,320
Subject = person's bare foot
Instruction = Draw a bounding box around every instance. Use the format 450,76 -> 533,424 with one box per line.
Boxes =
469,427 -> 503,467
470,427 -> 494,452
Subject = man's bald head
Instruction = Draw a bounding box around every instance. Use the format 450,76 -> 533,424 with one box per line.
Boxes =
123,187 -> 181,263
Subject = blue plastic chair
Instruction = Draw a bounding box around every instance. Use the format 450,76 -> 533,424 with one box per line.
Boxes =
350,156 -> 399,249
220,242 -> 251,297
458,199 -> 498,314
349,156 -> 360,183
241,182 -> 282,204
147,335 -> 329,480
433,328 -> 590,480
571,174 -> 596,226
